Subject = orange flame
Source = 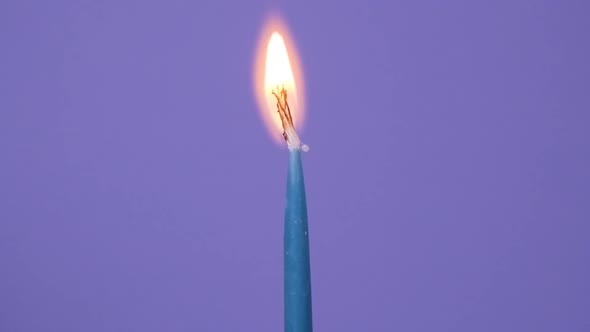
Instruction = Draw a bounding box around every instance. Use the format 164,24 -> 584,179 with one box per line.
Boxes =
253,14 -> 305,144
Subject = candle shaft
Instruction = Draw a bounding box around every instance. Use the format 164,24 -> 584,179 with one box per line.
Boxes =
284,148 -> 313,332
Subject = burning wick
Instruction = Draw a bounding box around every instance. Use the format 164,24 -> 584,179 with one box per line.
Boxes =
272,85 -> 308,151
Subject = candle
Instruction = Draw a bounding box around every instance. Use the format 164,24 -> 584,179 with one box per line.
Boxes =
253,17 -> 313,332
284,147 -> 313,332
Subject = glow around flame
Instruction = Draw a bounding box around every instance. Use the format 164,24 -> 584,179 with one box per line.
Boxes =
253,15 -> 305,144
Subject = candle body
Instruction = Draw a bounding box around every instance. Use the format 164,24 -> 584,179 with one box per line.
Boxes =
284,148 -> 313,332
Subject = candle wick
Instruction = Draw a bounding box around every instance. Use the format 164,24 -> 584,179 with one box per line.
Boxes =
272,85 -> 303,150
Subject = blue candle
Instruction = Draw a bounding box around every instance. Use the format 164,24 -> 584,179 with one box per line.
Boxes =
284,147 -> 312,332
270,83 -> 312,331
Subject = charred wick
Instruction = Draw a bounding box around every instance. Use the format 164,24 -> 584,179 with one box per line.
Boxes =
272,85 -> 295,142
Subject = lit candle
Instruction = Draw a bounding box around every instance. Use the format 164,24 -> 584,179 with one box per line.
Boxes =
254,18 -> 313,332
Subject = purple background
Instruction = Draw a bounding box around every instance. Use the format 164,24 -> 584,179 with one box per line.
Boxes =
1,0 -> 589,331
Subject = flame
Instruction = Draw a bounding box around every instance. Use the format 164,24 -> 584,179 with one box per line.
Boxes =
253,15 -> 305,144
